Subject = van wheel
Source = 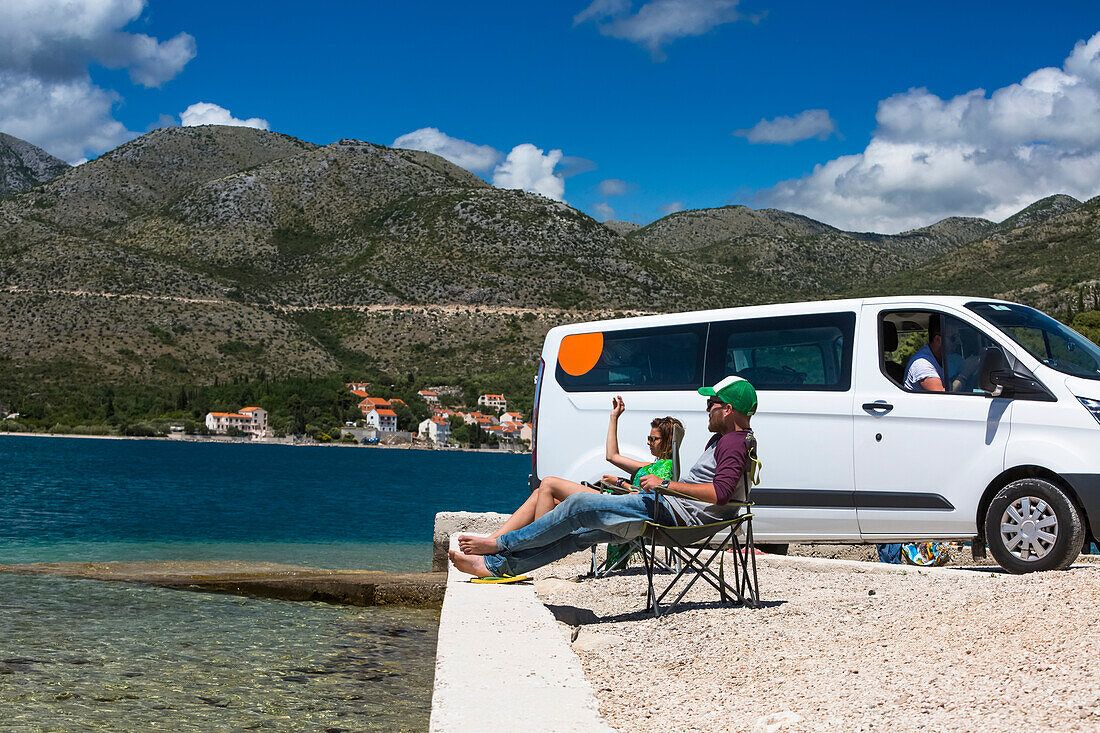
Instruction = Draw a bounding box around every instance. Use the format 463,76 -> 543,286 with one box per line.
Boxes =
984,478 -> 1084,574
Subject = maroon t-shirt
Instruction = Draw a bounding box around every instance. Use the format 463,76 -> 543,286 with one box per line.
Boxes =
712,430 -> 750,505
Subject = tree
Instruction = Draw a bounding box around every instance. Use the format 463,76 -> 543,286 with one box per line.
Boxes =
449,415 -> 470,445
393,401 -> 417,432
288,394 -> 306,434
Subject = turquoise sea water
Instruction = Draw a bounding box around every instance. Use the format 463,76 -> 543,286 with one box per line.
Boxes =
0,435 -> 532,730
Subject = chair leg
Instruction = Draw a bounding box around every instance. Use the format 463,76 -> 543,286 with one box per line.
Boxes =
730,533 -> 746,606
640,517 -> 762,616
644,535 -> 659,616
654,530 -> 738,610
719,548 -> 727,604
746,522 -> 760,608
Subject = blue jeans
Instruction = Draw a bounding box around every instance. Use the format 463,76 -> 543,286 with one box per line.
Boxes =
484,491 -> 677,577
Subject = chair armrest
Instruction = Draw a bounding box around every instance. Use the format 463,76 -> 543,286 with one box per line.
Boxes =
584,480 -> 637,495
650,485 -> 701,501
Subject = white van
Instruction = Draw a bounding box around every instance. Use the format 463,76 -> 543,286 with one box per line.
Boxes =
530,296 -> 1100,574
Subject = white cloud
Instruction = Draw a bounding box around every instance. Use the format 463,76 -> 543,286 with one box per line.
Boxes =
492,144 -> 566,202
0,72 -> 130,163
575,0 -> 745,60
593,202 -> 617,220
598,178 -> 631,196
0,0 -> 195,162
391,129 -> 573,201
392,127 -> 502,172
755,31 -> 1100,233
734,109 -> 837,144
659,201 -> 684,215
180,102 -> 269,130
0,1 -> 195,88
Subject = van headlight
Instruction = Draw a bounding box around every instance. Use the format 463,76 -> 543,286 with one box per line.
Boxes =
1079,397 -> 1100,426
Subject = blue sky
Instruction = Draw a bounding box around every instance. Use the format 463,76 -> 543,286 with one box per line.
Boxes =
4,1 -> 1100,233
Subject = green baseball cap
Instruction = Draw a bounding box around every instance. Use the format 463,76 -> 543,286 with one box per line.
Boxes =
698,375 -> 757,416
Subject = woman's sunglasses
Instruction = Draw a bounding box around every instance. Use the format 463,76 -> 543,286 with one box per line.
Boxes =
646,436 -> 662,443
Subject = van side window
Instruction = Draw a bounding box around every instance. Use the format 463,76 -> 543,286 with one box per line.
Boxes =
704,312 -> 855,391
554,323 -> 707,392
882,310 -> 1002,394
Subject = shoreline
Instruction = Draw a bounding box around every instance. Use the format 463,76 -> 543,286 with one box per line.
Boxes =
0,430 -> 530,454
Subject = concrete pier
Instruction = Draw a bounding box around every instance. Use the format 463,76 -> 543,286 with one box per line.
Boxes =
430,534 -> 615,732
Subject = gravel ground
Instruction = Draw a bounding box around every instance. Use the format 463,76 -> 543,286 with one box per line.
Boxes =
529,551 -> 1100,732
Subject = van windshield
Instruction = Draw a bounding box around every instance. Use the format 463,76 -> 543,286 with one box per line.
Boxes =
967,302 -> 1100,380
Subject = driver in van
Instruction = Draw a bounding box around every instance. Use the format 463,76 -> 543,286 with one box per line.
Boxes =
449,376 -> 757,579
903,315 -> 947,391
904,316 -> 980,393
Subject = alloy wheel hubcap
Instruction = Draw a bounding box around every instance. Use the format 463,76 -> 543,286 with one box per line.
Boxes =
1001,496 -> 1058,561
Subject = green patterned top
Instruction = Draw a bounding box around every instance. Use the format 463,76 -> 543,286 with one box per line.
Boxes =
632,458 -> 674,486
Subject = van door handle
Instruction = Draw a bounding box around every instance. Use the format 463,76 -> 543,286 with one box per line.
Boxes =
862,401 -> 894,414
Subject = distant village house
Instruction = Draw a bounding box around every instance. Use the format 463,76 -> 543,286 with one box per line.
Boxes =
418,390 -> 440,405
359,396 -> 390,414
478,394 -> 507,412
419,416 -> 451,444
205,407 -> 269,437
364,407 -> 398,432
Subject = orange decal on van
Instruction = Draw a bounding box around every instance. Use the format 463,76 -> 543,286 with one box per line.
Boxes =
558,332 -> 604,376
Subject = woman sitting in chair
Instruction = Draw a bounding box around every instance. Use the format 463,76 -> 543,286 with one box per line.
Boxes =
463,397 -> 683,548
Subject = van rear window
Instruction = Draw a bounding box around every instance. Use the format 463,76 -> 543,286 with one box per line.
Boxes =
554,323 -> 707,392
705,312 -> 856,391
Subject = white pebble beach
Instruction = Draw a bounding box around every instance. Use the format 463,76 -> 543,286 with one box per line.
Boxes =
528,550 -> 1100,732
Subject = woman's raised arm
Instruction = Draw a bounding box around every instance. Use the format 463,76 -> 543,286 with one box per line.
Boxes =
605,396 -> 647,475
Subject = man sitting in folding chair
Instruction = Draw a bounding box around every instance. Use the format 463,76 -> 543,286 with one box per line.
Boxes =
450,376 -> 759,614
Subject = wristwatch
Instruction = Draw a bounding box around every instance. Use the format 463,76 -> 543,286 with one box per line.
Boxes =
659,480 -> 670,490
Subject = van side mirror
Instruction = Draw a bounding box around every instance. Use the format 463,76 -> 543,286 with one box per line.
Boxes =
977,347 -> 1055,400
978,348 -> 1010,396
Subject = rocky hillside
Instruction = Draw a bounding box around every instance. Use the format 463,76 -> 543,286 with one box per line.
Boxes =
0,133 -> 70,196
878,195 -> 1100,314
626,205 -> 1000,297
1,124 -> 1098,388
0,126 -> 724,384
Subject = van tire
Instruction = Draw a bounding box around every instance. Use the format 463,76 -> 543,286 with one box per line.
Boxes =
984,478 -> 1085,574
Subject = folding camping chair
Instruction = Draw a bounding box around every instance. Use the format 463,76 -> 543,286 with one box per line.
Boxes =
640,434 -> 762,617
588,423 -> 686,577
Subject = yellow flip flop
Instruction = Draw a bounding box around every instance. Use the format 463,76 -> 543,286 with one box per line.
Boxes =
470,575 -> 529,584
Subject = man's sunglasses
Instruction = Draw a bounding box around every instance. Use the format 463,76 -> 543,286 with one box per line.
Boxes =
706,398 -> 727,411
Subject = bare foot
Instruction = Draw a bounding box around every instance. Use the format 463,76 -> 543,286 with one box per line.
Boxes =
449,549 -> 491,578
457,534 -> 500,555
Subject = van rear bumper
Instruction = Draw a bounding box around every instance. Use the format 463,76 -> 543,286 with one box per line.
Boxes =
1063,473 -> 1100,539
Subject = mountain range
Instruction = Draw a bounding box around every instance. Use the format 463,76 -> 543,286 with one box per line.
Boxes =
0,133 -> 70,197
1,126 -> 1098,388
